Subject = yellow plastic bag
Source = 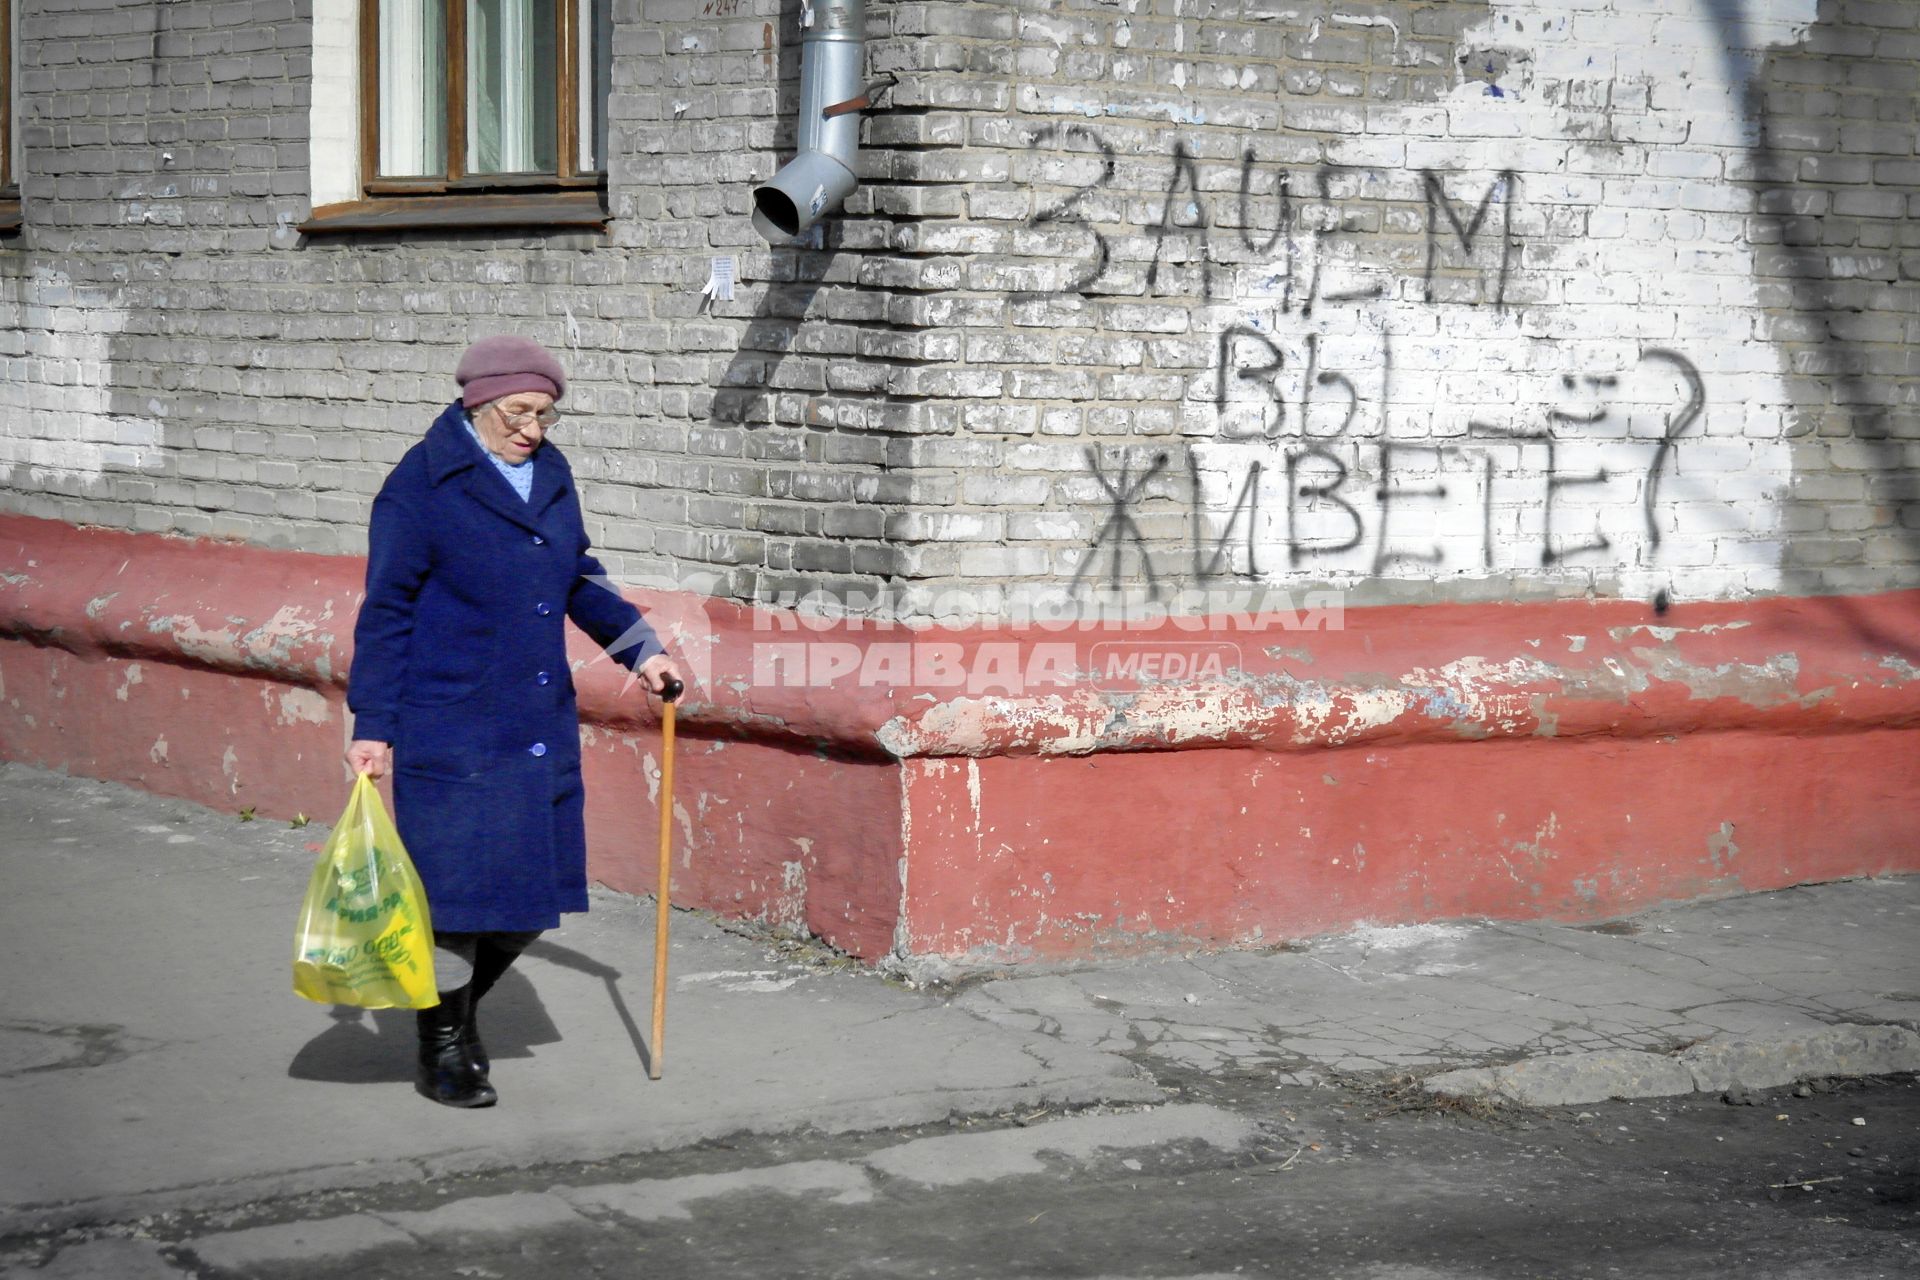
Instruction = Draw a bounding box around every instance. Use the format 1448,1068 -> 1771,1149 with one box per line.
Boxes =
292,774 -> 439,1009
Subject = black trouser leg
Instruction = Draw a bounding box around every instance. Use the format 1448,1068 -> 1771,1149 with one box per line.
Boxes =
463,930 -> 542,1078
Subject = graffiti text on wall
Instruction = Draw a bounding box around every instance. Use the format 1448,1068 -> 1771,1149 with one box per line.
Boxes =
1025,129 -> 1721,610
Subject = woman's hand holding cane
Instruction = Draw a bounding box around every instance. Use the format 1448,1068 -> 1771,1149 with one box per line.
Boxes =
649,675 -> 684,1080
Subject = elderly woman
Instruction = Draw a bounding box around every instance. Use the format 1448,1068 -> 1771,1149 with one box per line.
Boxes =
345,336 -> 680,1109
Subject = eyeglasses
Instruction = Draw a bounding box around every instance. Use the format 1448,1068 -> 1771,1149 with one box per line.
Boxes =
493,404 -> 561,432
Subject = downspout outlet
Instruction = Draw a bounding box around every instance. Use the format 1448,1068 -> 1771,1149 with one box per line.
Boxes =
752,0 -> 867,242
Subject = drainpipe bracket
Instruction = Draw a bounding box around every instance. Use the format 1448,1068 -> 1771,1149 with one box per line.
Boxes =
821,95 -> 870,120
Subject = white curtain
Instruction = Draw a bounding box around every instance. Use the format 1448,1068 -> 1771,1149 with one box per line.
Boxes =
378,0 -> 446,178
469,0 -> 555,175
3,0 -> 13,189
579,0 -> 610,173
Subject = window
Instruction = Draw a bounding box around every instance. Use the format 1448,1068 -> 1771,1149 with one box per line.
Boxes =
305,0 -> 611,233
1,0 -> 18,232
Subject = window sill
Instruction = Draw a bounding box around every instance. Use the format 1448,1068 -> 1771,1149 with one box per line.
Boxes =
0,198 -> 21,234
299,190 -> 608,235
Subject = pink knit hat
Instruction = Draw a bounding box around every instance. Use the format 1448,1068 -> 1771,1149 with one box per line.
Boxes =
455,336 -> 568,408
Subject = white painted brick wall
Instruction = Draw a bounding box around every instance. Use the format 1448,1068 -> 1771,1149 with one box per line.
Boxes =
0,0 -> 1914,619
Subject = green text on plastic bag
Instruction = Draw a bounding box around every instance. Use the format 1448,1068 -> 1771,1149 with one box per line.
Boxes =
292,774 -> 438,1009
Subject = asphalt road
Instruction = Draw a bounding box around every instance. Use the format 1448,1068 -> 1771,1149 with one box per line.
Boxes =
14,1071 -> 1912,1279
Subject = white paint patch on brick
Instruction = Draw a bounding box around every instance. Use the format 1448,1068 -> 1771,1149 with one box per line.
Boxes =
1189,0 -> 1828,605
0,270 -> 164,494
310,0 -> 363,207
276,688 -> 332,726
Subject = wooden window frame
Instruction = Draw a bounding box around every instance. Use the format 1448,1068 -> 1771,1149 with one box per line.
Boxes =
304,0 -> 606,234
0,0 -> 19,233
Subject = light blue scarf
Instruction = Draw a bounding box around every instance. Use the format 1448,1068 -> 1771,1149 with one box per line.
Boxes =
463,410 -> 534,502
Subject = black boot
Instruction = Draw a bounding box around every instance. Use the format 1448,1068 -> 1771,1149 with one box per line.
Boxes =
415,985 -> 497,1108
463,943 -> 521,1079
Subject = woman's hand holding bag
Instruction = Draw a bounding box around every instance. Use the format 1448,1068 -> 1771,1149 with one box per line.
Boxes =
292,773 -> 438,1010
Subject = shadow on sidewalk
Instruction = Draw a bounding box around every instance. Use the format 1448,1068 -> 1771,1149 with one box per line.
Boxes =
284,939 -> 653,1082
524,937 -> 654,1076
286,972 -> 561,1084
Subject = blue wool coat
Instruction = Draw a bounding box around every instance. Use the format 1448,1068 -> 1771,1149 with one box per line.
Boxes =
347,403 -> 663,933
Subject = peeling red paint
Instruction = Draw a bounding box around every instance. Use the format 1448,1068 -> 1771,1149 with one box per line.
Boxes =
0,642 -> 344,817
4,515 -> 1918,963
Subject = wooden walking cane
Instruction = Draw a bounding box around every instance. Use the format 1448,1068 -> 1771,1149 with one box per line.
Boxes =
648,676 -> 685,1080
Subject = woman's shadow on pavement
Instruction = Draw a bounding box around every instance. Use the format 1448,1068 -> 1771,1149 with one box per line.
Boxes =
287,939 -> 650,1081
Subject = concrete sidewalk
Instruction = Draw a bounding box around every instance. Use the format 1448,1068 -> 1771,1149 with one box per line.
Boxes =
3,763 -> 1916,1239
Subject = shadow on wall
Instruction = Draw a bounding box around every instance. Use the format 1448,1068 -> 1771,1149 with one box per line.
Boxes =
1706,0 -> 1920,649
706,2 -> 908,598
707,239 -> 838,432
709,0 -> 837,432
707,0 -> 822,596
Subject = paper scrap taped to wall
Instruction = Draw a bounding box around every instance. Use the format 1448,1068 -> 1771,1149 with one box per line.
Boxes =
700,257 -> 735,307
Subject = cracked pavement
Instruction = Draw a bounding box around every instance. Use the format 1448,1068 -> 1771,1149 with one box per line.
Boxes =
954,887 -> 1920,1085
950,883 -> 1920,1109
1,762 -> 1916,1240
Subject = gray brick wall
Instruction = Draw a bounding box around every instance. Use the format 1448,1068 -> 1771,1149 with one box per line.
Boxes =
0,0 -> 1915,620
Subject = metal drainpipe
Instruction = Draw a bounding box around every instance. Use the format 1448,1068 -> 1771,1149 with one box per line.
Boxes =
751,0 -> 868,242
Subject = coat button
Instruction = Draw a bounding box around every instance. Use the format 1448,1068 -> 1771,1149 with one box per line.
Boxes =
529,742 -> 547,757
535,602 -> 552,616
532,535 -> 545,546
536,671 -> 551,686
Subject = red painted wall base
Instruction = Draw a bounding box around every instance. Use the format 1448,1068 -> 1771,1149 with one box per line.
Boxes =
898,728 -> 1920,960
5,515 -> 1918,964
